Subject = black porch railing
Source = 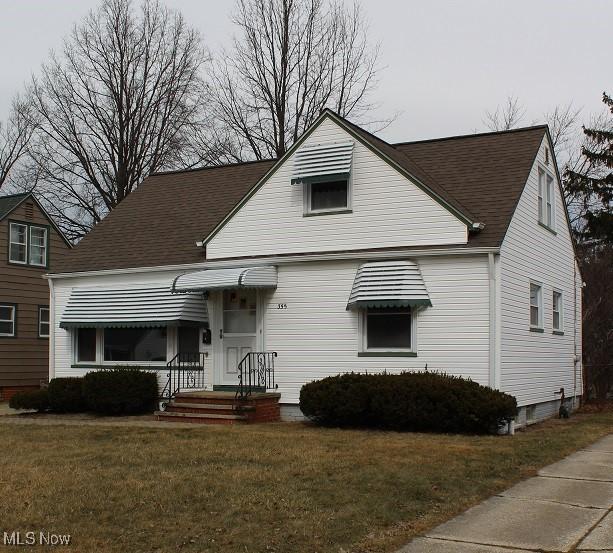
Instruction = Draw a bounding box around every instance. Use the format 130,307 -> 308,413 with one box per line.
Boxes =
236,352 -> 278,399
160,352 -> 206,405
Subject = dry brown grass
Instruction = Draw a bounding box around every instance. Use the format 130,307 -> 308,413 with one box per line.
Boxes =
0,412 -> 612,553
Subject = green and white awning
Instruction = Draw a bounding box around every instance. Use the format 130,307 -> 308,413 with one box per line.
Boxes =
347,260 -> 432,310
59,285 -> 208,328
291,141 -> 354,184
172,265 -> 278,293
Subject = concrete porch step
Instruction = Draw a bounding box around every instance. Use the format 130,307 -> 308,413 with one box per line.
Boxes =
154,411 -> 248,425
164,402 -> 256,416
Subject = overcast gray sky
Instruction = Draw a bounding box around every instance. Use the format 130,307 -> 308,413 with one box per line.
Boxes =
0,0 -> 610,143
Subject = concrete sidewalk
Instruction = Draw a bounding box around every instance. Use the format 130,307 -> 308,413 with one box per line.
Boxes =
398,434 -> 613,553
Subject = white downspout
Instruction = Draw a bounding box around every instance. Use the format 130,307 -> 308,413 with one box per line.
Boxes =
573,261 -> 578,409
48,277 -> 56,381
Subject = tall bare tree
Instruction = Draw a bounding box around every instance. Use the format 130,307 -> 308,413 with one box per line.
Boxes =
0,97 -> 36,191
208,0 -> 382,161
26,0 -> 209,240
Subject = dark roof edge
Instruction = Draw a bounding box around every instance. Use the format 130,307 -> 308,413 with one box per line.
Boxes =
149,158 -> 276,178
393,124 -> 548,147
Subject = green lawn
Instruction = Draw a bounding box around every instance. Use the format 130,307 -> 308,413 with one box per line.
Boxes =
0,412 -> 611,553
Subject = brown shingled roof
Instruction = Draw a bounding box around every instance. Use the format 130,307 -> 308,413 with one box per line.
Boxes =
51,117 -> 547,274
53,160 -> 275,273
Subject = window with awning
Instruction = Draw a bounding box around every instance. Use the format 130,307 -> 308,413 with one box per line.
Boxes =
346,260 -> 432,310
60,285 -> 208,329
172,265 -> 278,293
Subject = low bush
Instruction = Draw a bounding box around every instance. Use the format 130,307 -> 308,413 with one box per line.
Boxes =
300,371 -> 517,434
9,389 -> 50,412
48,377 -> 86,413
83,368 -> 158,415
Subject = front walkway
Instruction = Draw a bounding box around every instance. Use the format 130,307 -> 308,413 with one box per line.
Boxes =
399,434 -> 613,553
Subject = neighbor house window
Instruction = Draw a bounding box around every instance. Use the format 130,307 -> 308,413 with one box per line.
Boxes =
38,306 -> 50,338
530,282 -> 543,329
103,327 -> 167,362
306,179 -> 349,214
8,222 -> 48,266
537,167 -> 555,230
0,304 -> 16,337
553,291 -> 563,332
364,307 -> 413,351
29,226 -> 48,266
9,223 -> 27,264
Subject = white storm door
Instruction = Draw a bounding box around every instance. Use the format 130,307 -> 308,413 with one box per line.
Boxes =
221,289 -> 257,385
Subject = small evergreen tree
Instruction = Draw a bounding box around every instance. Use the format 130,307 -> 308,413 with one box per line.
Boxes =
566,92 -> 613,243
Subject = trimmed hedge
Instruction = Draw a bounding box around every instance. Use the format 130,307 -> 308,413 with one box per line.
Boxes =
299,371 -> 517,434
48,377 -> 86,413
82,368 -> 159,415
9,389 -> 50,412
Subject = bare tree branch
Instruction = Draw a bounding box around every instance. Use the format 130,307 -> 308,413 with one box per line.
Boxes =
483,95 -> 526,132
206,0 -> 385,161
24,0 -> 211,240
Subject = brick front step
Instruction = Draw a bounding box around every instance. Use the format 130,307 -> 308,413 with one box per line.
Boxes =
158,391 -> 281,425
154,411 -> 248,424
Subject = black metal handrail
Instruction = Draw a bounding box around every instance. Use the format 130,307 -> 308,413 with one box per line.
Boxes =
236,352 -> 278,399
160,352 -> 206,405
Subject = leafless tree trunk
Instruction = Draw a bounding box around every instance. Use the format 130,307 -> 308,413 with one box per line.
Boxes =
207,0 -> 382,161
26,0 -> 209,240
0,97 -> 36,191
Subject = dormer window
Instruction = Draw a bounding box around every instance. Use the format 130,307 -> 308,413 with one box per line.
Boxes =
9,222 -> 48,267
292,141 -> 354,215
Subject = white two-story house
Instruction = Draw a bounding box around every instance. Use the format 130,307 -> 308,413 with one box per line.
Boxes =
47,109 -> 582,425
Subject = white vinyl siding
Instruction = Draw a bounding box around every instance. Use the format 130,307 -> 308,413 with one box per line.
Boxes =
263,256 -> 490,404
500,135 -> 581,407
207,117 -> 468,259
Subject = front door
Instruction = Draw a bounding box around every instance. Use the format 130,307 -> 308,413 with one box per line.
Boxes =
221,289 -> 257,386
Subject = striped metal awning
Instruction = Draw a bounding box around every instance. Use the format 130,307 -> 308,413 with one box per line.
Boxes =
59,286 -> 208,329
291,141 -> 354,184
347,260 -> 432,310
172,265 -> 278,293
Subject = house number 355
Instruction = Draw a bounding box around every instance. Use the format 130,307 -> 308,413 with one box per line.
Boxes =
277,303 -> 288,309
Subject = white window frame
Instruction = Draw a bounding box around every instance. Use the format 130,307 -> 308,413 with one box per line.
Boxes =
28,226 -> 48,267
38,306 -> 50,338
358,307 -> 417,354
537,167 -> 556,231
9,222 -> 28,264
552,290 -> 564,333
529,281 -> 543,330
303,176 -> 352,216
0,304 -> 16,337
73,328 -> 100,365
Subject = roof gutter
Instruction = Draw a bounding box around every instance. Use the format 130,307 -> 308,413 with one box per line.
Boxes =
45,246 -> 500,280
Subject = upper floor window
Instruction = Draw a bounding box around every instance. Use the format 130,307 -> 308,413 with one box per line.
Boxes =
8,222 -> 48,266
0,304 -> 16,337
292,141 -> 354,216
537,167 -> 555,231
307,179 -> 349,213
530,282 -> 543,330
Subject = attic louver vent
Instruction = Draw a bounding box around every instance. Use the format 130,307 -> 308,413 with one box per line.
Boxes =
25,202 -> 34,220
291,141 -> 354,184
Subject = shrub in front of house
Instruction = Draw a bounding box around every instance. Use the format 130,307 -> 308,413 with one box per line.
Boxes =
299,371 -> 517,434
9,389 -> 50,412
83,368 -> 159,415
47,377 -> 86,413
